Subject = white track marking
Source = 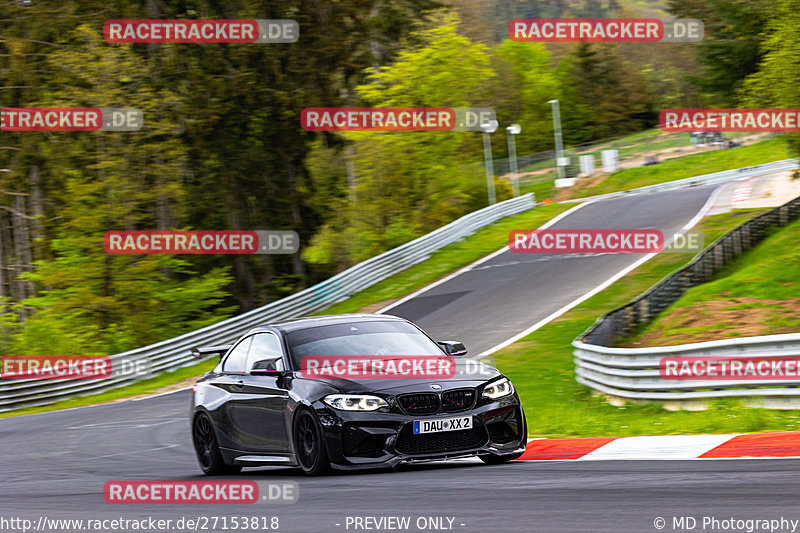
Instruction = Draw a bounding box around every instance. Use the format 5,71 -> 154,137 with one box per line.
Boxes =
66,418 -> 183,430
578,434 -> 739,461
88,443 -> 180,460
131,386 -> 192,401
475,184 -> 723,358
377,201 -> 594,315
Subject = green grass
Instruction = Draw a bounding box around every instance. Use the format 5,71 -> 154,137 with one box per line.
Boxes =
491,208 -> 800,438
513,129 -> 678,175
319,202 -> 572,314
519,171 -> 557,201
626,214 -> 800,345
517,135 -> 776,202
0,358 -> 218,418
571,137 -> 791,198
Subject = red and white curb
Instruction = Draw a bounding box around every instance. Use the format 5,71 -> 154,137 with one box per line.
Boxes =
731,177 -> 755,205
517,432 -> 800,461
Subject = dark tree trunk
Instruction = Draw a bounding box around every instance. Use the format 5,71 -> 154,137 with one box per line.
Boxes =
285,159 -> 306,285
0,211 -> 6,301
28,165 -> 44,259
12,193 -> 34,318
0,210 -> 14,304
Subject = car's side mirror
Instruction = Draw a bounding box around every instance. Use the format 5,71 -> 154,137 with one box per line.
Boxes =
438,341 -> 467,357
250,358 -> 283,375
192,344 -> 232,360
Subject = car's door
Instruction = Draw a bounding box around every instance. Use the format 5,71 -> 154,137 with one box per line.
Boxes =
224,332 -> 291,454
213,335 -> 253,451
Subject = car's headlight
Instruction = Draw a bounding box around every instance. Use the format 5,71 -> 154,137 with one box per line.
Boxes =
482,378 -> 514,400
323,394 -> 388,411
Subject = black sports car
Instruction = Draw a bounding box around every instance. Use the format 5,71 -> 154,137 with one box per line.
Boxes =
190,314 -> 526,475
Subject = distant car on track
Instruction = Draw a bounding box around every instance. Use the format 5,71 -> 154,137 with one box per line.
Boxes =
190,314 -> 526,475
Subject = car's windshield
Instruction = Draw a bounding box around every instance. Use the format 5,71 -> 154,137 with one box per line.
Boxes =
285,321 -> 443,369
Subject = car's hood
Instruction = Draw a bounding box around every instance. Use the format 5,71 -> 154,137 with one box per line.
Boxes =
302,359 -> 502,394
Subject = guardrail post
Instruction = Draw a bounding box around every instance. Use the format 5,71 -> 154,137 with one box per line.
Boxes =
682,269 -> 692,291
624,305 -> 635,336
689,262 -> 698,285
714,244 -> 723,272
638,298 -> 649,323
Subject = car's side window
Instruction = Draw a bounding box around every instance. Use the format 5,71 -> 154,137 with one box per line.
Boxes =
247,332 -> 285,372
222,337 -> 252,373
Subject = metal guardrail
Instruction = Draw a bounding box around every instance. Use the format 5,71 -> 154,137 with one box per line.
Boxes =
573,193 -> 800,401
561,159 -> 799,204
0,194 -> 535,412
574,333 -> 800,400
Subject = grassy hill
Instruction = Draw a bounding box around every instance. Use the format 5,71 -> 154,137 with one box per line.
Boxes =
624,213 -> 800,347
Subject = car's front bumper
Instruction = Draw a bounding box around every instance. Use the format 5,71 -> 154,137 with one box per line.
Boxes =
314,395 -> 526,470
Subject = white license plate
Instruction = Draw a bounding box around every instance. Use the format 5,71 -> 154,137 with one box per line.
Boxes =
413,416 -> 472,434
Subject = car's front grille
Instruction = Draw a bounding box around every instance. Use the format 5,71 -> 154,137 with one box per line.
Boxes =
395,423 -> 488,455
441,389 -> 476,413
397,393 -> 439,415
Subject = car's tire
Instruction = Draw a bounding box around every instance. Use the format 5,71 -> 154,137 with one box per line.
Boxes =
479,451 -> 524,465
292,408 -> 330,476
192,412 -> 242,476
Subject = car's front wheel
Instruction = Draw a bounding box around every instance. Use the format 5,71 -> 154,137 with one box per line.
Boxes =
479,451 -> 524,465
293,409 -> 330,476
192,412 -> 242,476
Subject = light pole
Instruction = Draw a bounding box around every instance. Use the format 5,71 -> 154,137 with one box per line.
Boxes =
481,120 -> 499,205
506,123 -> 521,197
548,99 -> 565,180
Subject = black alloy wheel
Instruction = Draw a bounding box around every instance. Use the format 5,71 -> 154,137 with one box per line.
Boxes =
293,409 -> 330,475
192,412 -> 242,475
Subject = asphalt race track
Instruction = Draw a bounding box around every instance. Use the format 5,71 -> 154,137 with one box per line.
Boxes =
3,184 -> 795,533
381,185 -> 718,354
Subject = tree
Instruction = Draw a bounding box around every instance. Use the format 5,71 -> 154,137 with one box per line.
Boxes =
667,0 -> 773,105
305,12 -> 497,270
741,0 -> 800,154
492,40 -> 560,154
14,25 -> 233,354
558,43 -> 655,141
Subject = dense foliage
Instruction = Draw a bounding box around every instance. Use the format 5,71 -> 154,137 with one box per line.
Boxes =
0,0 -> 794,354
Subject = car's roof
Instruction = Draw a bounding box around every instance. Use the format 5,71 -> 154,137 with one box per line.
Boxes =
245,313 -> 406,335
